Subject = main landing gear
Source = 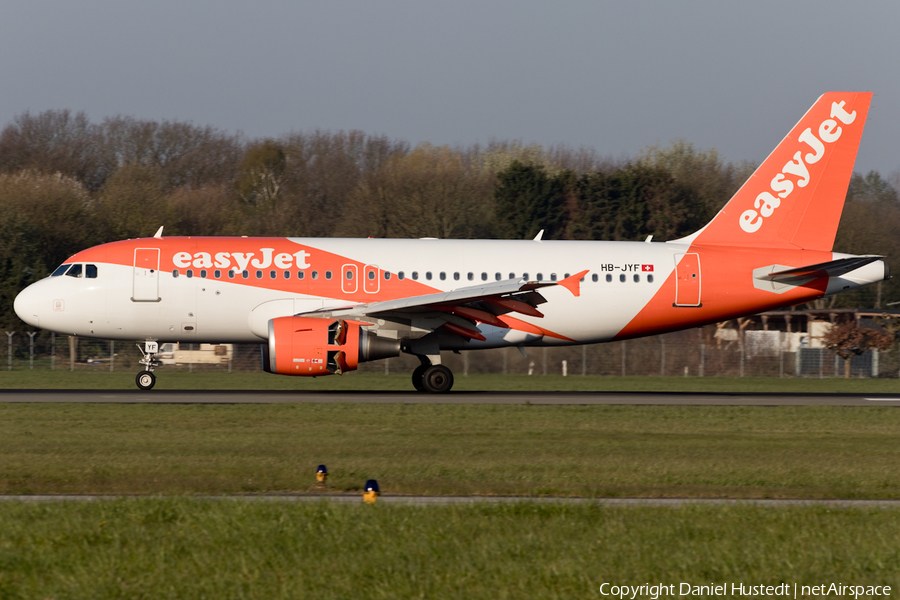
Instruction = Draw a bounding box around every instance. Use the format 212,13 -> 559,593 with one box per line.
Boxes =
411,361 -> 454,393
135,341 -> 161,391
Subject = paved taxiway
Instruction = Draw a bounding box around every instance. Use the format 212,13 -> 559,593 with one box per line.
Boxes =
2,390 -> 900,405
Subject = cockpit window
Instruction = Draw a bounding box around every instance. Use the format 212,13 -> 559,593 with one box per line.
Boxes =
85,264 -> 98,278
66,264 -> 83,278
51,264 -> 71,277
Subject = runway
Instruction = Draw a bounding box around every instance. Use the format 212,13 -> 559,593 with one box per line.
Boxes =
2,389 -> 900,405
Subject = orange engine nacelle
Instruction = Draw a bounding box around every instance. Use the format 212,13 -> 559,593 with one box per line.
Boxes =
262,316 -> 400,376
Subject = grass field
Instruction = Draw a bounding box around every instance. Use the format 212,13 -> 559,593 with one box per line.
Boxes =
3,369 -> 900,392
5,382 -> 900,596
3,403 -> 900,498
1,499 -> 899,599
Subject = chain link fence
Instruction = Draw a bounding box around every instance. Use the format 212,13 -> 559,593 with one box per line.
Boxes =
3,325 -> 894,379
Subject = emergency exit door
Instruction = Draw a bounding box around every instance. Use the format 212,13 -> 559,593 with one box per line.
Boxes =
133,248 -> 160,302
674,253 -> 701,307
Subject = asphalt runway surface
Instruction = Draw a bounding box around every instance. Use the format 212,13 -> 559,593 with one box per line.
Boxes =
2,389 -> 900,405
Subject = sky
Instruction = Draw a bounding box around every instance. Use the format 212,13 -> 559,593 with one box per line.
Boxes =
1,0 -> 898,176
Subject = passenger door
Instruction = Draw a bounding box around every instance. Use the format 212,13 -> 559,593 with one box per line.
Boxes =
133,248 -> 160,302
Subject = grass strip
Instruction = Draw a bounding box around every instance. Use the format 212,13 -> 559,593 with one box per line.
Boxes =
1,499 -> 898,599
3,404 -> 900,498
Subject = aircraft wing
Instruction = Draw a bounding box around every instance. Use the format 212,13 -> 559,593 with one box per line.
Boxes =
301,270 -> 588,341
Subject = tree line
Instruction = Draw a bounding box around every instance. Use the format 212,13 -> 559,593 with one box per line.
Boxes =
2,109 -> 899,329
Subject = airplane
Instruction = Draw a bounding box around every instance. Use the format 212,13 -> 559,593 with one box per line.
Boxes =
13,92 -> 889,393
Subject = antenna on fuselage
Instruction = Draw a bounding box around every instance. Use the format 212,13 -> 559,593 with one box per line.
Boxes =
153,226 -> 164,239
533,229 -> 544,241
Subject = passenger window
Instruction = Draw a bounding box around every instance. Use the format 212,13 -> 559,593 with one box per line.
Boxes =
368,271 -> 375,280
412,272 -> 419,280
325,271 -> 332,280
172,269 -> 179,278
66,264 -> 83,278
606,274 -> 612,282
242,270 -> 249,279
298,271 -> 305,280
186,269 -> 193,278
346,271 -> 354,280
255,270 -> 262,279
550,273 -> 557,282
454,272 -> 460,281
536,273 -> 543,281
228,270 -> 235,279
200,269 -> 207,279
592,274 -> 598,282
509,273 -> 515,279
384,272 -> 391,280
467,273 -> 473,281
51,264 -> 71,277
398,271 -> 405,280
426,272 -> 432,280
523,273 -> 529,280
311,271 -> 318,280
619,274 -> 626,282
214,269 -> 221,279
648,274 -> 654,283
270,270 -> 276,279
495,273 -> 501,281
481,273 -> 487,281
440,272 -> 446,281
633,274 -> 640,282
284,271 -> 291,279
86,264 -> 98,278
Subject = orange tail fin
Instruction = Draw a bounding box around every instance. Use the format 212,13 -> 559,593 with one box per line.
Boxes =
688,92 -> 871,251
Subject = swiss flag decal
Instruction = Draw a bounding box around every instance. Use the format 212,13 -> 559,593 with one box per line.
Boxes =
641,264 -> 654,272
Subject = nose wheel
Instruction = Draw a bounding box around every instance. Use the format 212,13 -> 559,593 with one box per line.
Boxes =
136,371 -> 156,390
135,341 -> 161,391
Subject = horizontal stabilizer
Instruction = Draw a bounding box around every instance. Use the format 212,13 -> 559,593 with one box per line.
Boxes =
764,256 -> 882,282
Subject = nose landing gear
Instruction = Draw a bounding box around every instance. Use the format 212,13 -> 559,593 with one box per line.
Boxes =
136,341 -> 161,391
136,370 -> 156,390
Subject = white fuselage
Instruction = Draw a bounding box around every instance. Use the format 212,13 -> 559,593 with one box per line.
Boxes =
13,237 -> 887,351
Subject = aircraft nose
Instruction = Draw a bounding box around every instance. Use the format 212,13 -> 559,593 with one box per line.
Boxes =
14,284 -> 42,328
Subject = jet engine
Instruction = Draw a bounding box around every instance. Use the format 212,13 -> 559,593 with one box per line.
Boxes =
261,316 -> 400,376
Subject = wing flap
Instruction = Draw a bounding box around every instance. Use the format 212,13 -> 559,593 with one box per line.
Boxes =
300,271 -> 588,340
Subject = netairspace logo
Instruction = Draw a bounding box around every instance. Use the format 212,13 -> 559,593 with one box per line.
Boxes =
599,582 -> 891,599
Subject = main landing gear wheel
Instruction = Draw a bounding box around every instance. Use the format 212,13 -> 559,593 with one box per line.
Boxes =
422,365 -> 454,394
136,370 -> 156,391
412,364 -> 429,392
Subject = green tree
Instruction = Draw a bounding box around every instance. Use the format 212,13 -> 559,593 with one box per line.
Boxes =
493,161 -> 567,240
95,164 -> 172,240
337,144 -> 494,239
0,110 -> 115,192
831,172 -> 900,308
846,171 -> 900,204
235,140 -> 287,207
0,172 -> 95,329
569,164 -> 704,241
637,140 -> 754,219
